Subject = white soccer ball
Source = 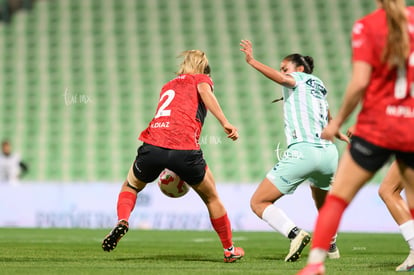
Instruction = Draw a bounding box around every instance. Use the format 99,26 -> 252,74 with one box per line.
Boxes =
157,169 -> 190,198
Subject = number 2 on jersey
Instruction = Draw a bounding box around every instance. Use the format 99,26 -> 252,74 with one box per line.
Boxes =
154,89 -> 175,118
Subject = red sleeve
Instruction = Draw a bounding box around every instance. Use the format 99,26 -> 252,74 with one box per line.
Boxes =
351,19 -> 375,66
194,74 -> 214,92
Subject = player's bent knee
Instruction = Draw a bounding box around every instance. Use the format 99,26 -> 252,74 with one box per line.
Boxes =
250,199 -> 261,217
378,185 -> 392,201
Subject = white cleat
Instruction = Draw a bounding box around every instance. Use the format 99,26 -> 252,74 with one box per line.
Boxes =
285,230 -> 311,262
327,242 -> 340,259
396,250 -> 414,272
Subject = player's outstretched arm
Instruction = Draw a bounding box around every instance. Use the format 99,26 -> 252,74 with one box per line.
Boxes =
197,82 -> 238,141
240,39 -> 295,88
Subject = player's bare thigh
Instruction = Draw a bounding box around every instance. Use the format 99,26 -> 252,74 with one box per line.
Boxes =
330,150 -> 374,203
125,164 -> 148,192
190,167 -> 227,219
191,167 -> 219,202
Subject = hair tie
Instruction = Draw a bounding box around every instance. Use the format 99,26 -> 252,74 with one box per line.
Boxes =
300,56 -> 311,73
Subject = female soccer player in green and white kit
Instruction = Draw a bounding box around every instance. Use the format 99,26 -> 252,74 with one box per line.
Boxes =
240,39 -> 348,262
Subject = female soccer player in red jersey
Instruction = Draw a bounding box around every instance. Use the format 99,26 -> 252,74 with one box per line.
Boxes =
348,126 -> 414,267
102,50 -> 244,262
347,126 -> 413,235
298,0 -> 414,274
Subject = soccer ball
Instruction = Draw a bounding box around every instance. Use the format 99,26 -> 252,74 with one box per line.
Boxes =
157,169 -> 190,198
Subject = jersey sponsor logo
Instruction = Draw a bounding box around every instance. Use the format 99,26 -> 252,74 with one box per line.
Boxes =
305,78 -> 327,97
386,105 -> 414,118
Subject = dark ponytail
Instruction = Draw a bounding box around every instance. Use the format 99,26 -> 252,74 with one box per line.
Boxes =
283,53 -> 314,73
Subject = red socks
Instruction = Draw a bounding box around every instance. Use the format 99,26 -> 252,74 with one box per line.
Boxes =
117,191 -> 137,222
211,213 -> 233,249
311,194 -> 348,250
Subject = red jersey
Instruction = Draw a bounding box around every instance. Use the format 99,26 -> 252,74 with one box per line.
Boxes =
352,7 -> 414,151
139,74 -> 213,150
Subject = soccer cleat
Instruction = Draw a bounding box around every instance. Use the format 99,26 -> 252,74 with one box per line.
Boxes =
102,220 -> 129,252
327,242 -> 340,259
285,230 -> 311,262
296,263 -> 325,275
396,251 -> 414,272
224,246 -> 245,263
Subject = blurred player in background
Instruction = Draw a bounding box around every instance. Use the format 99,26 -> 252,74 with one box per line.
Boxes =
348,126 -> 413,270
102,50 -> 244,263
298,0 -> 414,274
240,40 -> 348,262
0,140 -> 28,185
379,162 -> 413,242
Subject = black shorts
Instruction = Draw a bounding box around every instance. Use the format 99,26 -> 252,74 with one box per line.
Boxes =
132,143 -> 207,185
350,136 -> 414,172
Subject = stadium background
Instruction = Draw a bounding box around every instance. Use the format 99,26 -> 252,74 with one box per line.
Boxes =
1,0 -> 411,184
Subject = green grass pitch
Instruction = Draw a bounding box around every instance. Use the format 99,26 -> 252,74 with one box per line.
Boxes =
0,228 -> 408,274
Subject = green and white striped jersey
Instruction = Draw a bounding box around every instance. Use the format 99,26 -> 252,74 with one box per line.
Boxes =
282,72 -> 332,147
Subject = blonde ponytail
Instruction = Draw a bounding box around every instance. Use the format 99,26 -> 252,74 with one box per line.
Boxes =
176,50 -> 210,75
381,0 -> 410,67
